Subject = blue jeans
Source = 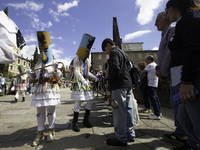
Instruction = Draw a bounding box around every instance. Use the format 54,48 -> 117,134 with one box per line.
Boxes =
28,83 -> 32,94
177,72 -> 200,148
170,84 -> 186,138
140,86 -> 151,109
112,87 -> 135,143
147,86 -> 161,116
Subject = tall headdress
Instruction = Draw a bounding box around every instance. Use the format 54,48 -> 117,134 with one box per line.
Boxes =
76,33 -> 96,61
37,31 -> 53,64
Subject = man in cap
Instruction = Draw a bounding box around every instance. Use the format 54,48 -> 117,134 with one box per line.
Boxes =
101,38 -> 135,146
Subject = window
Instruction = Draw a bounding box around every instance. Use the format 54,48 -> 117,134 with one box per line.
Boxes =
29,63 -> 31,67
99,65 -> 102,70
18,59 -> 20,64
10,65 -> 13,70
24,61 -> 26,66
138,53 -> 142,58
98,55 -> 102,60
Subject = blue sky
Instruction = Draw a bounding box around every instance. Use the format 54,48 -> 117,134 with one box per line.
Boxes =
0,0 -> 168,67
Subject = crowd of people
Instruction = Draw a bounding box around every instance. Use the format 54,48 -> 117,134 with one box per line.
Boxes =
0,0 -> 200,149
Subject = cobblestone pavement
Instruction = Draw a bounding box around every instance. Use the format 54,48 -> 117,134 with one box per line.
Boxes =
0,88 -> 183,150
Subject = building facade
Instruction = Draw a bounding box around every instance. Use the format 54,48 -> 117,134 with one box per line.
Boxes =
91,42 -> 158,71
8,56 -> 32,75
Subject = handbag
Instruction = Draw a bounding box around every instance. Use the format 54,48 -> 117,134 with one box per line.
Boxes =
11,86 -> 15,91
131,92 -> 140,126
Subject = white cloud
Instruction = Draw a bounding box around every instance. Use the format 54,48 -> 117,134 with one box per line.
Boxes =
7,1 -> 44,11
57,0 -> 78,13
21,44 -> 37,59
49,0 -> 79,22
26,12 -> 53,30
135,0 -> 164,25
51,36 -> 63,40
24,33 -> 37,43
152,47 -> 158,50
73,41 -> 77,45
123,30 -> 152,42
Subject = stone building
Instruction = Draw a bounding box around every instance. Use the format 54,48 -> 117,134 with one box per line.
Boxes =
91,42 -> 158,71
7,56 -> 32,75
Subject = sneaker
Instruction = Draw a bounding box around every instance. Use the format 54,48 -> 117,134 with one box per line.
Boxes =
46,129 -> 55,142
127,137 -> 135,142
151,112 -> 162,118
164,132 -> 187,144
171,143 -> 199,150
143,109 -> 152,113
30,94 -> 32,96
148,114 -> 161,120
106,138 -> 127,146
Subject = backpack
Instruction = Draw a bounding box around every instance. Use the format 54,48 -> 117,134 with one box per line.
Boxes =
129,62 -> 140,86
116,48 -> 140,86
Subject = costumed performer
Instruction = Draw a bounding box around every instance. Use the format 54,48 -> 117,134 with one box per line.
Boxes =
70,33 -> 98,132
26,31 -> 62,147
11,65 -> 28,103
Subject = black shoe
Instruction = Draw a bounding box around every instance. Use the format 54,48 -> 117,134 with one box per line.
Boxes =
83,120 -> 92,128
106,138 -> 127,146
72,122 -> 80,132
171,143 -> 199,150
22,97 -> 25,102
164,132 -> 187,144
11,98 -> 18,103
127,137 -> 135,142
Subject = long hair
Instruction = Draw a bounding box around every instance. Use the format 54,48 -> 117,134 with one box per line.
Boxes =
138,61 -> 147,70
166,0 -> 200,15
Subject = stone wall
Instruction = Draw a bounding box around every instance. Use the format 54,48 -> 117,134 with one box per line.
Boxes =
133,81 -> 172,108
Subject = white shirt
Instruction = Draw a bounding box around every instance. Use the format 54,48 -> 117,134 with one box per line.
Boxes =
0,77 -> 5,85
144,62 -> 158,88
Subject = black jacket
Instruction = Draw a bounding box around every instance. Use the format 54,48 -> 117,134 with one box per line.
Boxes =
108,46 -> 132,90
168,9 -> 200,82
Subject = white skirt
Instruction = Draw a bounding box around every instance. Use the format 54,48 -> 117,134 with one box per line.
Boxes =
71,91 -> 94,101
31,93 -> 61,107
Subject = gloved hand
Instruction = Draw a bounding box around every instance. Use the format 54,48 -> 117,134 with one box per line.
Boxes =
26,69 -> 32,74
52,63 -> 58,70
82,80 -> 89,88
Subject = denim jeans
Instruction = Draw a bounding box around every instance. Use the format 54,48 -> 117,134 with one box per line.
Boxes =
177,72 -> 200,148
140,86 -> 151,109
170,84 -> 186,138
112,87 -> 135,143
147,86 -> 161,116
28,83 -> 32,94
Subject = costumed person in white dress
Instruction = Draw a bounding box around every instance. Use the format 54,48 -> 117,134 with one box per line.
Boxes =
11,65 -> 28,103
70,33 -> 98,132
26,31 -> 62,147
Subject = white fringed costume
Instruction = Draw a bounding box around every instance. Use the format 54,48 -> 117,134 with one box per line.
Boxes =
15,74 -> 28,99
70,56 -> 95,101
31,61 -> 62,108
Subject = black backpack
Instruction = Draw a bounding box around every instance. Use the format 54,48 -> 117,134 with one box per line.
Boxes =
116,48 -> 140,86
130,62 -> 140,86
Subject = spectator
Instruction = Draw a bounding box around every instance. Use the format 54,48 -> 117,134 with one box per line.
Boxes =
137,61 -> 151,113
93,68 -> 101,96
155,10 -> 187,143
166,0 -> 200,149
4,80 -> 8,96
141,55 -> 162,120
0,74 -> 5,95
102,38 -> 135,146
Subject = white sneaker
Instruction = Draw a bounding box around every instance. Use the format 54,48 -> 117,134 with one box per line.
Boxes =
151,113 -> 162,118
27,92 -> 29,94
30,94 -> 32,96
148,114 -> 161,120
